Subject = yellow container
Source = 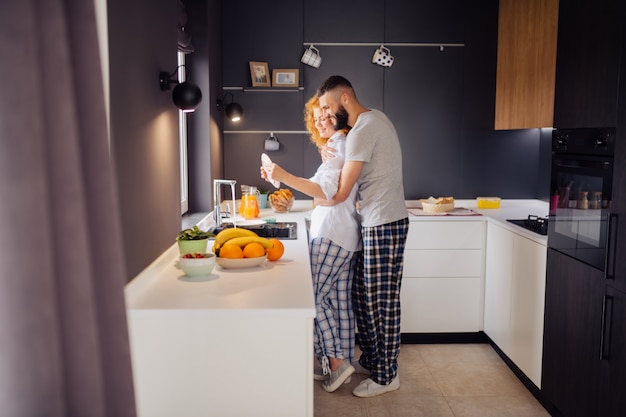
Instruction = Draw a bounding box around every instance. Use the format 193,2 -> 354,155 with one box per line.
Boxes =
477,197 -> 501,209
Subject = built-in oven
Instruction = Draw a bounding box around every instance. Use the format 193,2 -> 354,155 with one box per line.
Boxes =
548,127 -> 615,271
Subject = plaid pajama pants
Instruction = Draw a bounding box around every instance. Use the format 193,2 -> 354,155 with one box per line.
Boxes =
310,237 -> 356,366
353,217 -> 409,385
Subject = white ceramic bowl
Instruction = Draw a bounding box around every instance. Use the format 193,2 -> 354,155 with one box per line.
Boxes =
179,253 -> 216,276
215,255 -> 267,269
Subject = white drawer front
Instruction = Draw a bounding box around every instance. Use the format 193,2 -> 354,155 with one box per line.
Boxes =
400,278 -> 483,333
406,221 -> 485,249
403,249 -> 482,277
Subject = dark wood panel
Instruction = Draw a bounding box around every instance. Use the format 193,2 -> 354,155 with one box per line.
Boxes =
542,248 -> 604,417
599,286 -> 626,416
611,0 -> 626,293
553,0 -> 620,128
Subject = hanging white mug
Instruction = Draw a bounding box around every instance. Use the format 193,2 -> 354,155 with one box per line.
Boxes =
301,45 -> 322,68
265,134 -> 279,151
372,45 -> 394,67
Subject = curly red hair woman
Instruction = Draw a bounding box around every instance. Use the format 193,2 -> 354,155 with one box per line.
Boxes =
304,95 -> 349,150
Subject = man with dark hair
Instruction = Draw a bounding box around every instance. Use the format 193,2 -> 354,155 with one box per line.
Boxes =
317,75 -> 409,398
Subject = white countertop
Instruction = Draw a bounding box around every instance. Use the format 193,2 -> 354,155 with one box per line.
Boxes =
125,198 -> 549,318
125,201 -> 317,318
406,199 -> 549,245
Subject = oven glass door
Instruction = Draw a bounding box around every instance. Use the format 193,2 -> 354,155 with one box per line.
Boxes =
549,154 -> 613,271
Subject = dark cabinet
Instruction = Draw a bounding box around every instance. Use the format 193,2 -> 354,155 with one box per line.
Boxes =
553,0 -> 620,128
612,0 -> 626,294
542,249 -> 626,417
542,248 -> 604,417
543,2 -> 626,414
599,11 -> 626,413
599,286 -> 626,416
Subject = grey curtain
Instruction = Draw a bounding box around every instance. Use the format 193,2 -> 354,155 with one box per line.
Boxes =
0,1 -> 136,416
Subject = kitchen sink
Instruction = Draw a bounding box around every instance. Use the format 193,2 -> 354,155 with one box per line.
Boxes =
211,222 -> 297,240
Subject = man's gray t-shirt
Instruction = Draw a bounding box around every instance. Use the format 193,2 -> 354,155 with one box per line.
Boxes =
345,109 -> 407,227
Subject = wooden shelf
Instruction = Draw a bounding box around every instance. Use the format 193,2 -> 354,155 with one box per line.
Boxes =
223,86 -> 304,92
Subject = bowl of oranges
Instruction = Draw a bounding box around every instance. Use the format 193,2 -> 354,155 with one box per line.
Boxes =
213,228 -> 285,269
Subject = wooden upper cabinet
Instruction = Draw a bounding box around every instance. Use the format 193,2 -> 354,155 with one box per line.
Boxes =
494,0 -> 559,130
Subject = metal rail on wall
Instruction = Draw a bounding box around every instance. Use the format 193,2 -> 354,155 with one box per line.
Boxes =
223,131 -> 308,134
303,42 -> 465,50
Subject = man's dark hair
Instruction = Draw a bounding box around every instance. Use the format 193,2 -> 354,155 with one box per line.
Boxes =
316,75 -> 353,97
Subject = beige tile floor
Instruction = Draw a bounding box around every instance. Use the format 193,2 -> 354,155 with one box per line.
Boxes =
313,344 -> 551,417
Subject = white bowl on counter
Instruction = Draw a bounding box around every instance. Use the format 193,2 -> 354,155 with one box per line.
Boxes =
215,255 -> 267,269
179,253 -> 216,276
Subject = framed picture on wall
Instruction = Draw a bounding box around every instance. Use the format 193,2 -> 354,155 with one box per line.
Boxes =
272,69 -> 299,87
249,61 -> 271,87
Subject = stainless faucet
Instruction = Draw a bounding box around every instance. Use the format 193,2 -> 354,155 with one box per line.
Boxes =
213,179 -> 237,228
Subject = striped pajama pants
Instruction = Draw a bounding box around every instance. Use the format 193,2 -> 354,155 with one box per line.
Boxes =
310,237 -> 356,367
353,217 -> 409,385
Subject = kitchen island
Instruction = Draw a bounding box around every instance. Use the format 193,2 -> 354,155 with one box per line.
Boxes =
125,201 -> 316,417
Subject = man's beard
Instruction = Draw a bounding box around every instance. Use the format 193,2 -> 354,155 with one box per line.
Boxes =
332,105 -> 349,130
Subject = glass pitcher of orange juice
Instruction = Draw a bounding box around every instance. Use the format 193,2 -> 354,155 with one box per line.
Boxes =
239,185 -> 260,219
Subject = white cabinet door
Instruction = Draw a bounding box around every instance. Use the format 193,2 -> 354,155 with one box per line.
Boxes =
509,235 -> 547,388
484,224 -> 514,352
401,278 -> 483,333
484,222 -> 547,388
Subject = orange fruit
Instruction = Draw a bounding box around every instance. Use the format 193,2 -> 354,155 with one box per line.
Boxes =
242,242 -> 266,258
219,244 -> 244,258
265,238 -> 284,261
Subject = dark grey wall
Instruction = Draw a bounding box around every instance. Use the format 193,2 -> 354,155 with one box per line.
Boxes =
214,0 -> 552,201
108,0 -> 182,280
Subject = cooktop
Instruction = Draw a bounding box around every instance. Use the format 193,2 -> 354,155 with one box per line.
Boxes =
506,215 -> 548,236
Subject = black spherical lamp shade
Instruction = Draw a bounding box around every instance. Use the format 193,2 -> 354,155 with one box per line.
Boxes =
172,81 -> 202,112
216,92 -> 244,122
225,102 -> 243,122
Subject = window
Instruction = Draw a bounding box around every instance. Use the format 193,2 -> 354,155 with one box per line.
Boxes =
178,51 -> 188,214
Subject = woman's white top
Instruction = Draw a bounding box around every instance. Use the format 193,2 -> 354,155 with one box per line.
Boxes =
308,133 -> 362,252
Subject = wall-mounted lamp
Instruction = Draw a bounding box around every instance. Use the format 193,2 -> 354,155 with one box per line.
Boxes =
159,67 -> 202,113
216,92 -> 243,122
